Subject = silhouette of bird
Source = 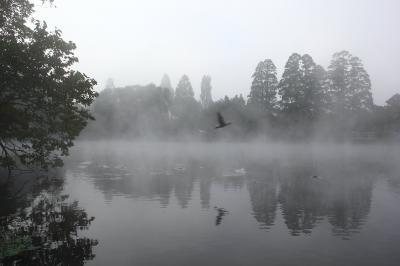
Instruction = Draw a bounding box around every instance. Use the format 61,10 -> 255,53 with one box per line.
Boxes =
214,206 -> 229,226
215,112 -> 232,129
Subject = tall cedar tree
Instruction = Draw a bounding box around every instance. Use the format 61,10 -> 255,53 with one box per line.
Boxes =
327,51 -> 373,113
278,53 -> 327,119
248,59 -> 278,113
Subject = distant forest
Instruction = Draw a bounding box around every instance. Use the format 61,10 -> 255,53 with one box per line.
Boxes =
83,51 -> 400,141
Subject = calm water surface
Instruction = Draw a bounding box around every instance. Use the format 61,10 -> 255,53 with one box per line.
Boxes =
63,142 -> 400,266
2,142 -> 400,265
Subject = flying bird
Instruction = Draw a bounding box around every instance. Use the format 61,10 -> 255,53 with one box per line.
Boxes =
215,112 -> 232,129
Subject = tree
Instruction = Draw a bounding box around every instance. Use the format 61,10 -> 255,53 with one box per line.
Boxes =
326,51 -> 374,137
278,53 -> 303,114
105,78 -> 115,89
160,74 -> 172,91
386,93 -> 400,108
172,75 -> 200,135
0,0 -> 98,172
87,84 -> 172,138
160,74 -> 173,112
248,59 -> 278,113
299,54 -> 328,118
232,94 -> 246,107
278,53 -> 327,119
200,75 -> 213,109
327,51 -> 373,113
383,93 -> 400,134
175,74 -> 194,98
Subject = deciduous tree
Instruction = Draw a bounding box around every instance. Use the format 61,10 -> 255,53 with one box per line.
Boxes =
0,0 -> 98,172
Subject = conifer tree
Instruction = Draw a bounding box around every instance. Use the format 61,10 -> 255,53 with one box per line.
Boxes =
160,74 -> 173,91
200,75 -> 213,109
327,51 -> 373,113
172,75 -> 200,133
278,53 -> 327,119
278,53 -> 303,114
248,59 -> 278,113
175,75 -> 194,98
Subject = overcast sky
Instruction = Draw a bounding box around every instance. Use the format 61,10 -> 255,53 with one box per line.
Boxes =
36,0 -> 400,104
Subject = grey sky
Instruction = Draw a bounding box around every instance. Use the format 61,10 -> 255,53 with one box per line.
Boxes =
36,0 -> 400,104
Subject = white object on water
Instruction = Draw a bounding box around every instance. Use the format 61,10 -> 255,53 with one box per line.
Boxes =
234,168 -> 246,175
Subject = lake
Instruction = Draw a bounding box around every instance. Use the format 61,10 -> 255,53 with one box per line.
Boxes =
2,141 -> 400,265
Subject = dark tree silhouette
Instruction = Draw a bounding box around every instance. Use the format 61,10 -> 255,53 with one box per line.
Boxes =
1,195 -> 97,265
0,171 -> 97,265
0,0 -> 98,172
278,53 -> 327,119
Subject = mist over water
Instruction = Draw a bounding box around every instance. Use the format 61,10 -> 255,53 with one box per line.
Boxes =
2,1 -> 400,264
60,141 -> 400,266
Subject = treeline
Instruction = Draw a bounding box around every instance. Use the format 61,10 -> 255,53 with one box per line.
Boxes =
83,51 -> 400,141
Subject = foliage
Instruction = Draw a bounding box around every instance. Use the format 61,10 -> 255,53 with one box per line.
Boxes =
327,50 -> 373,113
0,0 -> 98,171
278,53 -> 327,119
248,59 -> 278,113
88,84 -> 170,138
85,51 -> 397,141
160,74 -> 172,91
175,74 -> 194,98
0,192 -> 97,265
325,51 -> 374,137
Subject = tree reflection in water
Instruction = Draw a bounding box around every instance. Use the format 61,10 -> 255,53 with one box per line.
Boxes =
68,146 -> 399,240
246,161 -> 279,230
0,175 -> 97,265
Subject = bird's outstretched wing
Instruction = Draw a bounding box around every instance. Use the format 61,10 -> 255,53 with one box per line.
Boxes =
217,112 -> 225,125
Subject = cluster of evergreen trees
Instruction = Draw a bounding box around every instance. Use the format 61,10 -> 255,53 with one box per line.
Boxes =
247,51 -> 375,138
85,51 -> 400,141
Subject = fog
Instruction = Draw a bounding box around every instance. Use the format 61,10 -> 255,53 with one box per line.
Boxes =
36,0 -> 400,104
3,1 -> 400,265
60,141 -> 400,265
3,140 -> 400,264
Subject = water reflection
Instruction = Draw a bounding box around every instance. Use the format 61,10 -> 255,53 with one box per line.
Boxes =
214,207 -> 229,226
67,143 -> 400,240
247,161 -> 278,230
278,160 -> 328,235
327,179 -> 372,239
0,174 -> 97,265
